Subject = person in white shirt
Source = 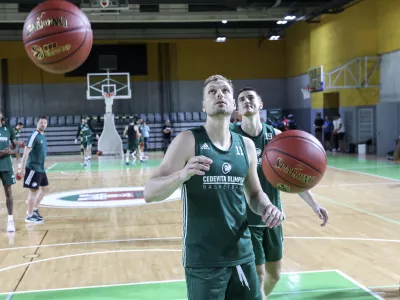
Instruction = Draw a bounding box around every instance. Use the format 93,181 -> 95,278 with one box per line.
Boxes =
332,113 -> 345,152
140,121 -> 150,152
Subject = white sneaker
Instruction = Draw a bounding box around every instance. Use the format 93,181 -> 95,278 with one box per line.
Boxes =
7,221 -> 15,232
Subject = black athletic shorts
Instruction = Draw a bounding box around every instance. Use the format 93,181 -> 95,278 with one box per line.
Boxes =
23,167 -> 49,189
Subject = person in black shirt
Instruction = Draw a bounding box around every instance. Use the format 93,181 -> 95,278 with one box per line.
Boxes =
162,120 -> 173,154
124,118 -> 143,165
314,113 -> 324,143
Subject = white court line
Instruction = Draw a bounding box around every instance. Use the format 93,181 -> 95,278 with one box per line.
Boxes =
0,249 -> 182,273
0,207 -> 181,219
1,236 -> 399,252
45,163 -> 57,172
328,166 -> 400,182
0,270 -> 336,296
316,182 -> 400,188
341,165 -> 399,169
335,270 -> 385,300
0,237 -> 182,251
314,192 -> 400,226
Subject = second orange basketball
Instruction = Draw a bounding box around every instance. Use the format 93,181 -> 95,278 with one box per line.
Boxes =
22,0 -> 93,74
262,130 -> 327,193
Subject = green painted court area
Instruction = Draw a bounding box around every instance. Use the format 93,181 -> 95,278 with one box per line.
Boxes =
327,155 -> 400,180
0,271 -> 379,299
47,159 -> 163,173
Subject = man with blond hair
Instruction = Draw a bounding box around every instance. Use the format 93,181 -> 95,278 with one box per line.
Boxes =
144,75 -> 284,299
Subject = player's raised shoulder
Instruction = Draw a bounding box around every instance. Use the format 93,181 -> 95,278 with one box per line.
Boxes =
241,135 -> 257,164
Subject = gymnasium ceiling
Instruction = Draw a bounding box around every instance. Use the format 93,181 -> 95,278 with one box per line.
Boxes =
0,0 -> 358,40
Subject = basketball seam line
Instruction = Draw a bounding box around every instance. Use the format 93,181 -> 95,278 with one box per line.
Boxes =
268,135 -> 326,157
266,147 -> 324,175
24,27 -> 88,46
265,155 -> 308,190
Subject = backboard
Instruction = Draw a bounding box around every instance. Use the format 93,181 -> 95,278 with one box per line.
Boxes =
308,65 -> 324,92
86,72 -> 131,100
80,0 -> 129,13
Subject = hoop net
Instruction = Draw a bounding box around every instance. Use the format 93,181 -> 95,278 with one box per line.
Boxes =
100,0 -> 110,8
301,86 -> 315,100
103,92 -> 115,114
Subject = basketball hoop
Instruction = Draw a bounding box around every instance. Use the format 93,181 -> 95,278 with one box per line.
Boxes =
300,86 -> 315,100
100,0 -> 109,8
103,92 -> 114,114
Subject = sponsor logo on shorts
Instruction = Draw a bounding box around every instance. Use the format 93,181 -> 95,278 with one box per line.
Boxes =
40,186 -> 181,208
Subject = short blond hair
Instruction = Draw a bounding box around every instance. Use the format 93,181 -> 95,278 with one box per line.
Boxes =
203,75 -> 234,91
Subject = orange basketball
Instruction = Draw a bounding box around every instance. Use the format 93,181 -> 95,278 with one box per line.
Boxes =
261,130 -> 327,193
97,150 -> 103,156
22,0 -> 93,74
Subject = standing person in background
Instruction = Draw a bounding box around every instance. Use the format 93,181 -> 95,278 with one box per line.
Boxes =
393,135 -> 400,163
0,111 -> 18,232
323,116 -> 333,151
314,113 -> 324,143
162,120 -> 173,155
19,116 -> 49,224
140,121 -> 150,152
75,117 -> 99,167
287,114 -> 297,130
124,118 -> 143,165
332,114 -> 345,152
14,122 -> 24,169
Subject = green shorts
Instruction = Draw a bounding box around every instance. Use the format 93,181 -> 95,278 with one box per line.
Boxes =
81,136 -> 93,149
0,170 -> 16,185
249,225 -> 284,265
185,261 -> 262,300
127,140 -> 139,152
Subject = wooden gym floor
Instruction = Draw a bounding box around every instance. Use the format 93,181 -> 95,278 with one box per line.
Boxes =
0,153 -> 399,299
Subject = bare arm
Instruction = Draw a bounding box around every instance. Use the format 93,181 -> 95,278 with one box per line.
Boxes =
274,128 -> 328,226
298,190 -> 329,226
144,131 -> 212,203
242,137 -> 273,215
20,146 -> 32,172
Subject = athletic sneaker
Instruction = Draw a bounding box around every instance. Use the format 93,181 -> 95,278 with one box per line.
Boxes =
7,221 -> 15,232
25,215 -> 44,224
33,209 -> 44,221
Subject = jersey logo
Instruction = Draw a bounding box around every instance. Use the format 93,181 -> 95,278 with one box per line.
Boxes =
201,143 -> 210,150
265,132 -> 273,140
222,162 -> 232,174
256,148 -> 262,156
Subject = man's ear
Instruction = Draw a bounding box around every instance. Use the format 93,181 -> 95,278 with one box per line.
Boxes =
202,101 -> 205,112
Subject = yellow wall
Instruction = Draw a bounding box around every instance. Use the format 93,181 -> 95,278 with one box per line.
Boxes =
176,39 -> 286,80
285,22 -> 310,78
285,0 -> 394,108
2,38 -> 285,85
377,0 -> 400,53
